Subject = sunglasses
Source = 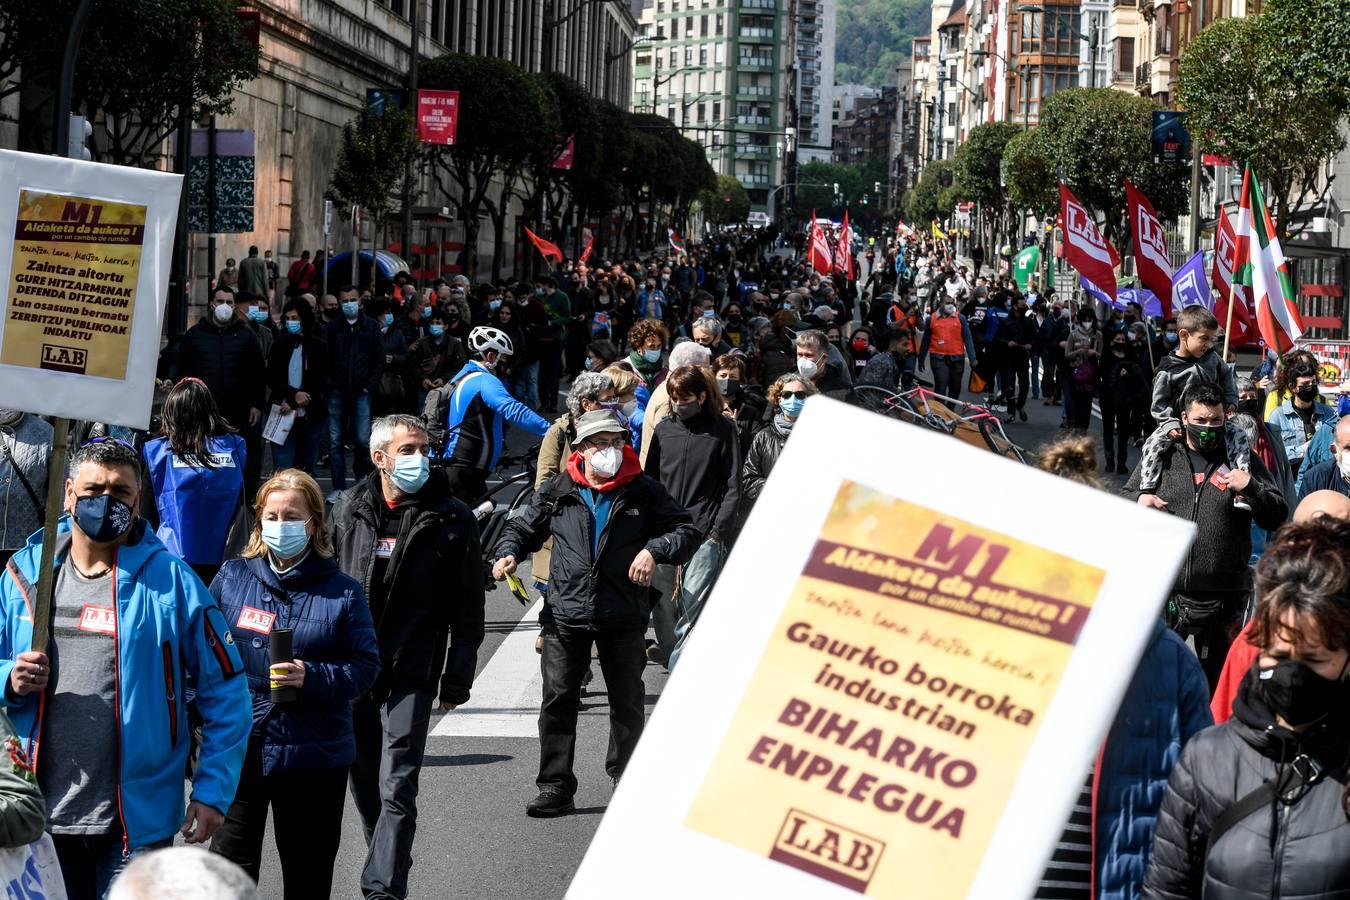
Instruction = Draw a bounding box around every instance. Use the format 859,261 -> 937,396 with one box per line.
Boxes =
780,390 -> 808,400
81,435 -> 136,452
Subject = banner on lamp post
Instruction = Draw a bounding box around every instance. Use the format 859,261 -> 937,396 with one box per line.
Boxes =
417,90 -> 460,145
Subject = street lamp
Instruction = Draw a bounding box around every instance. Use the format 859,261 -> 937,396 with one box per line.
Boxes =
606,33 -> 665,66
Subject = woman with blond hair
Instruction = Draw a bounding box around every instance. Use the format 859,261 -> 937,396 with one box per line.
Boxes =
208,468 -> 379,898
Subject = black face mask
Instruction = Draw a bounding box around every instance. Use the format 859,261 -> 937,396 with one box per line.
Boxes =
73,494 -> 135,544
1237,398 -> 1264,420
1296,384 -> 1319,402
1185,422 -> 1225,453
1259,659 -> 1350,728
323,307 -> 339,320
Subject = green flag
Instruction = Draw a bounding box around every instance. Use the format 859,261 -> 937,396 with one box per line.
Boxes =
1013,245 -> 1040,291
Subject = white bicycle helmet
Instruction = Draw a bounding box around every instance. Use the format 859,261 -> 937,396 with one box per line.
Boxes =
468,325 -> 514,357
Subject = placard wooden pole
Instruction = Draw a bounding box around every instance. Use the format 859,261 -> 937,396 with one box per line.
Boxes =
30,418 -> 69,653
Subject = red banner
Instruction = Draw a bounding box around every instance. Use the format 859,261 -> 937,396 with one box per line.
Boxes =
1059,183 -> 1119,301
524,227 -> 562,264
553,136 -> 576,171
1125,180 -> 1174,314
835,211 -> 855,280
807,211 -> 832,275
417,90 -> 459,145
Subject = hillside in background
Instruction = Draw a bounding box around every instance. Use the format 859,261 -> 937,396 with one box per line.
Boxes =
835,0 -> 931,89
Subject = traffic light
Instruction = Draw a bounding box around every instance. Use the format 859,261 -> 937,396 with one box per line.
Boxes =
862,195 -> 869,205
67,114 -> 92,161
874,181 -> 881,192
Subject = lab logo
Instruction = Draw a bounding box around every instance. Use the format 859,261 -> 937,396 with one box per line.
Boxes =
40,343 -> 87,374
769,808 -> 885,894
1136,209 -> 1170,269
1174,268 -> 1204,307
1064,202 -> 1112,266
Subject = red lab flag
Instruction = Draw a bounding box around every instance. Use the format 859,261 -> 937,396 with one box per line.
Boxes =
1212,210 -> 1254,344
579,227 -> 595,264
524,227 -> 563,264
807,211 -> 833,275
1234,165 -> 1304,353
1125,180 -> 1174,312
836,211 -> 856,279
1059,183 -> 1119,301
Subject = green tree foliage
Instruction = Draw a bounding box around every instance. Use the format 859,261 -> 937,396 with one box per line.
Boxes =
1178,10 -> 1348,235
420,53 -> 560,278
1002,128 -> 1056,216
795,159 -> 888,212
953,122 -> 1021,213
1037,88 -> 1186,245
835,0 -> 930,89
326,107 -> 419,243
906,160 -> 956,225
700,174 -> 751,226
8,0 -> 259,165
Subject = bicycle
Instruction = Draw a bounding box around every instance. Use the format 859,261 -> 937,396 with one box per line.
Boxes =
464,445 -> 540,599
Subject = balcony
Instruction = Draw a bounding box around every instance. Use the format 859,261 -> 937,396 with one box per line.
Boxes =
736,84 -> 773,97
738,56 -> 774,69
739,27 -> 775,40
737,173 -> 771,186
734,144 -> 772,157
735,115 -> 773,126
741,0 -> 775,7
1134,61 -> 1151,94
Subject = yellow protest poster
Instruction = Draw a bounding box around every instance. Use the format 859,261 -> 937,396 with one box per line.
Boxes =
0,151 -> 180,429
684,482 -> 1103,896
2,189 -> 146,380
568,399 -> 1194,900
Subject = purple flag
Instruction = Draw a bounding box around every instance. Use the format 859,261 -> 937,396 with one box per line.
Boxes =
1080,276 -> 1166,318
1170,250 -> 1211,314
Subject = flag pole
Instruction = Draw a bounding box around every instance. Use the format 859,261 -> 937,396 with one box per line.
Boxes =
1221,279 -> 1237,361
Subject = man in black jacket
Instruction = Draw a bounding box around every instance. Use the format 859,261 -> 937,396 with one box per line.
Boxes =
995,292 -> 1038,422
326,285 -> 385,495
331,414 -> 484,899
1124,382 -> 1287,687
492,409 -> 698,818
173,285 -> 265,491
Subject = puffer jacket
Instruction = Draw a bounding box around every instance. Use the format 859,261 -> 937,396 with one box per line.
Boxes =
1148,348 -> 1239,430
1144,668 -> 1350,899
209,554 -> 379,776
1094,621 -> 1213,899
493,447 -> 699,632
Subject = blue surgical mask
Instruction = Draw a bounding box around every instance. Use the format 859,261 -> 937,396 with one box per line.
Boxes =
388,453 -> 430,494
341,300 -> 359,318
248,308 -> 267,323
780,396 -> 805,417
284,319 -> 302,335
261,519 -> 310,560
489,299 -> 502,311
584,357 -> 594,371
383,313 -> 394,327
1165,333 -> 1179,346
429,324 -> 445,337
642,348 -> 662,363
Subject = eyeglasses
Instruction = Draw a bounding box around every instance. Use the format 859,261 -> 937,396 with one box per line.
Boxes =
780,390 -> 808,400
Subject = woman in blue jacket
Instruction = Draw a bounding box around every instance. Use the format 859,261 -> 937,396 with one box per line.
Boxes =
142,378 -> 246,583
208,469 -> 379,898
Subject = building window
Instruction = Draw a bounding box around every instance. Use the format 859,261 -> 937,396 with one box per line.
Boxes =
1043,6 -> 1080,56
697,103 -> 706,122
667,105 -> 676,121
715,14 -> 723,35
685,47 -> 694,65
1156,6 -> 1173,54
701,14 -> 708,36
1115,36 -> 1135,75
1019,10 -> 1042,54
670,49 -> 679,67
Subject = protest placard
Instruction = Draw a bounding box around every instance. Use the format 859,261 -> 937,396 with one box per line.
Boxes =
0,150 -> 181,429
568,398 -> 1195,899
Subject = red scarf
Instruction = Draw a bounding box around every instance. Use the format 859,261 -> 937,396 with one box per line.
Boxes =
1252,427 -> 1276,475
566,445 -> 642,492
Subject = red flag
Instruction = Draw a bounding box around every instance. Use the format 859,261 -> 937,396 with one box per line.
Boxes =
1059,183 -> 1119,301
807,211 -> 833,275
1212,210 -> 1254,344
524,227 -> 563,264
835,211 -> 855,279
1125,180 -> 1174,312
579,227 -> 594,264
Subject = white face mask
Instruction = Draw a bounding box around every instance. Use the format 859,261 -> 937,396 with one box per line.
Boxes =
797,356 -> 820,379
1339,452 -> 1350,482
590,446 -> 622,477
212,302 -> 234,324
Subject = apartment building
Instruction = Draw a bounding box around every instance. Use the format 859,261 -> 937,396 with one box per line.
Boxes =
796,0 -> 838,165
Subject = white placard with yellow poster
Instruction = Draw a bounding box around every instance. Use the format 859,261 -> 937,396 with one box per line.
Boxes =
568,397 -> 1195,900
0,150 -> 181,430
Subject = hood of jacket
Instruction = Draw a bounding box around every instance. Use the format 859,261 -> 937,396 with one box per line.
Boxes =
566,446 -> 642,493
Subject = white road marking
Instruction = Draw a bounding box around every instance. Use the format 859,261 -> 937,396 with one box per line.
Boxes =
431,598 -> 544,738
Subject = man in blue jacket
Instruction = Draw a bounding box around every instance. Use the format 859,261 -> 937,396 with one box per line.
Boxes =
435,326 -> 550,503
0,437 -> 249,899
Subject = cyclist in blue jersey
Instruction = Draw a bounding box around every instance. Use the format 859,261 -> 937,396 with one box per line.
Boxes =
438,326 -> 551,502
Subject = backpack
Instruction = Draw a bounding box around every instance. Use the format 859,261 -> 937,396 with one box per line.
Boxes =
421,368 -> 484,456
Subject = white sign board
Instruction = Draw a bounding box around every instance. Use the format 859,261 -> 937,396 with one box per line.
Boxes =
569,398 -> 1194,899
0,150 -> 180,430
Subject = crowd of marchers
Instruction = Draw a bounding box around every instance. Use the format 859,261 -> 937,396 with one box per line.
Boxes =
0,224 -> 1342,898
